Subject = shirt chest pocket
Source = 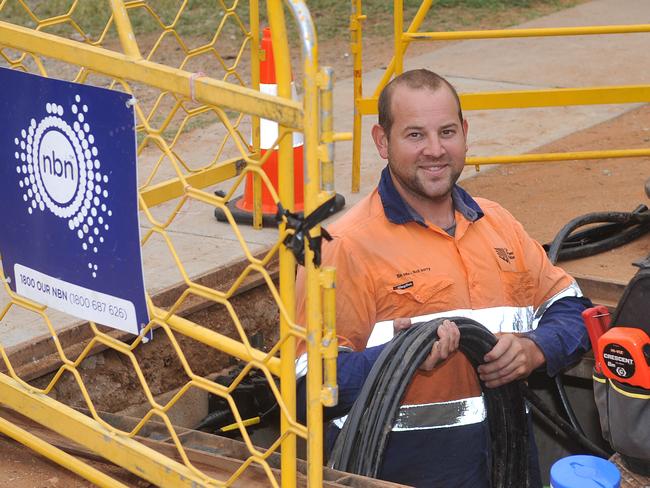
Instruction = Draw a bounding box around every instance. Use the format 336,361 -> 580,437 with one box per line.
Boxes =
492,245 -> 535,304
381,276 -> 454,316
498,269 -> 535,305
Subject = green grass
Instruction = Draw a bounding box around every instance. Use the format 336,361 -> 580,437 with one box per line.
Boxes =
1,0 -> 580,43
0,0 -> 249,42
435,0 -> 550,6
308,0 -> 578,38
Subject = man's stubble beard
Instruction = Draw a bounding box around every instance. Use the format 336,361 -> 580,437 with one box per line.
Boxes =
388,158 -> 462,204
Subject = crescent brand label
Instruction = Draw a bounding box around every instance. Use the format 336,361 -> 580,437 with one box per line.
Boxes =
603,342 -> 635,379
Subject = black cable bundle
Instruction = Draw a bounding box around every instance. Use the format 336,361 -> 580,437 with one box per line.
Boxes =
329,317 -> 531,487
544,205 -> 650,263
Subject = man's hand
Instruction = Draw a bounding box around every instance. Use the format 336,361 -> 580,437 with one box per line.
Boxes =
477,334 -> 545,388
393,318 -> 460,371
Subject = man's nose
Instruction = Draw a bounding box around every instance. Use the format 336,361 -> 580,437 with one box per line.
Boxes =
422,136 -> 445,158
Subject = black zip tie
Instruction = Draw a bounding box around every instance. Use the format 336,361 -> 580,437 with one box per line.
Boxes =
276,197 -> 336,266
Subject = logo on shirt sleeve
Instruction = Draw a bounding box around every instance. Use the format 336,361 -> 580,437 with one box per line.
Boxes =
495,247 -> 515,263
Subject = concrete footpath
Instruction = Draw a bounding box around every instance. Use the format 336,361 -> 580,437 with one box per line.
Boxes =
2,0 -> 649,349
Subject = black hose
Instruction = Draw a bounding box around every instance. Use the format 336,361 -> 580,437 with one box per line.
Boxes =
195,409 -> 233,431
551,223 -> 649,261
522,386 -> 610,459
545,205 -> 650,263
553,374 -> 586,438
329,317 -> 530,487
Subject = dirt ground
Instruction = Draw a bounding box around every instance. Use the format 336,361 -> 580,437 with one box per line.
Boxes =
0,434 -> 151,488
0,436 -> 88,488
462,103 -> 650,285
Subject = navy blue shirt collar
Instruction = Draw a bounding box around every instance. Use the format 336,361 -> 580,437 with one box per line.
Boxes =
377,166 -> 484,226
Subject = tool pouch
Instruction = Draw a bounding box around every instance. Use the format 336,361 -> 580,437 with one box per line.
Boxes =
593,370 -> 650,475
611,254 -> 650,335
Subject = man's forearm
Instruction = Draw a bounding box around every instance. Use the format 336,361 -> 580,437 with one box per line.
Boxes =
525,296 -> 592,376
296,343 -> 386,423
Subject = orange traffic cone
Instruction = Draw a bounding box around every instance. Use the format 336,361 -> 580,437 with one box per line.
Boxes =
238,27 -> 305,215
215,27 -> 344,227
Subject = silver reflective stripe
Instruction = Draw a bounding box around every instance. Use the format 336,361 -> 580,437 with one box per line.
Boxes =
332,415 -> 347,429
367,281 -> 583,348
532,281 -> 583,327
295,346 -> 353,380
367,306 -> 534,347
392,395 -> 486,431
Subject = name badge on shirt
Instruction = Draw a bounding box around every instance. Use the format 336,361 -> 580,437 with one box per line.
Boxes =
393,281 -> 414,290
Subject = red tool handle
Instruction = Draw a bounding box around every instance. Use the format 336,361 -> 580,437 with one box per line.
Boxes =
582,305 -> 611,373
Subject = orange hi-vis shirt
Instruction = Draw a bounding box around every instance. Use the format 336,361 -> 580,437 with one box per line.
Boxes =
296,170 -> 577,407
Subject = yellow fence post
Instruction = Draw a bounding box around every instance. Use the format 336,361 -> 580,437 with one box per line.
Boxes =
109,0 -> 142,59
249,0 -> 263,229
393,0 -> 404,76
350,0 -> 365,193
267,1 -> 303,487
283,1 -> 327,486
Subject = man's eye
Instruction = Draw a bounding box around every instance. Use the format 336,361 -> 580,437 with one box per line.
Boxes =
408,132 -> 421,138
441,129 -> 456,137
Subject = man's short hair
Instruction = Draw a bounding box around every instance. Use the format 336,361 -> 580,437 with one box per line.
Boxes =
378,69 -> 464,137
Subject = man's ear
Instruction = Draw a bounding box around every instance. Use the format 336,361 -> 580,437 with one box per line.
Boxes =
371,124 -> 389,160
462,118 -> 469,152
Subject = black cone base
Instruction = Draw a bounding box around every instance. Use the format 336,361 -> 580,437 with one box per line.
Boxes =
214,193 -> 346,228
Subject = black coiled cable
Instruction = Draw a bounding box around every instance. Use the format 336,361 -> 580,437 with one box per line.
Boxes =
329,317 -> 530,487
328,317 -> 611,486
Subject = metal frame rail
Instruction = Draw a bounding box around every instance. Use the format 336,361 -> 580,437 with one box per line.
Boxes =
348,0 -> 650,192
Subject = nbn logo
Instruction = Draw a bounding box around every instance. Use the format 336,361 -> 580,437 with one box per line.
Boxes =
41,150 -> 75,180
16,95 -> 112,265
37,127 -> 80,207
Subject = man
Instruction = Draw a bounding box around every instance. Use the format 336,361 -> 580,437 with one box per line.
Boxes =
295,69 -> 590,487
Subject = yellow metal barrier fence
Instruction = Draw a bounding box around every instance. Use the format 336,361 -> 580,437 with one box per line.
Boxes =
0,1 -> 335,486
349,0 -> 650,192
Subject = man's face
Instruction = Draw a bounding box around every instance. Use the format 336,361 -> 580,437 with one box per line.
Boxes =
372,84 -> 468,204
